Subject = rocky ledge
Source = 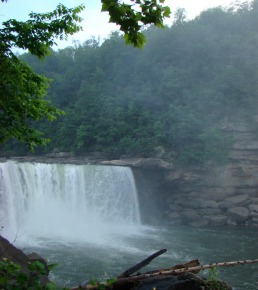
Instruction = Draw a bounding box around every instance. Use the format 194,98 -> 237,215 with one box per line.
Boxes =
4,155 -> 174,170
0,235 -> 49,286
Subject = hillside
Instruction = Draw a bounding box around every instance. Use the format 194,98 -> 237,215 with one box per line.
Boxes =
2,1 -> 258,166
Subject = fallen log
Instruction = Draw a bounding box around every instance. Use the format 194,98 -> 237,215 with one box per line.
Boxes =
143,259 -> 200,275
117,248 -> 167,278
70,254 -> 258,290
69,258 -> 199,290
115,258 -> 258,284
166,258 -> 258,275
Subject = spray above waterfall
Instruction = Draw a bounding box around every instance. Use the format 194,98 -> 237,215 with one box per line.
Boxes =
0,161 -> 142,245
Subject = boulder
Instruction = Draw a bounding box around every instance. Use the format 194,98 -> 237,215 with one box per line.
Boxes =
0,235 -> 30,272
208,215 -> 228,225
181,209 -> 200,222
198,200 -> 218,209
224,195 -> 249,206
249,204 -> 258,212
0,235 -> 49,284
228,207 -> 250,223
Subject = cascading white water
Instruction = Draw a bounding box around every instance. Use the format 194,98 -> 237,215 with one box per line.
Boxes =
0,161 -> 141,245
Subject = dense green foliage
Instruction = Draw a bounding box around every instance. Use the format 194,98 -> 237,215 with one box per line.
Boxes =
0,0 -> 170,150
2,1 -> 258,164
0,2 -> 84,149
0,258 -> 58,290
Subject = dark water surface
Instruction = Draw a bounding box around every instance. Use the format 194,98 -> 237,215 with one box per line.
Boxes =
19,225 -> 258,289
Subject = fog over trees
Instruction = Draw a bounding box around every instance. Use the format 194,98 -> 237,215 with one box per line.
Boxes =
2,0 -> 258,165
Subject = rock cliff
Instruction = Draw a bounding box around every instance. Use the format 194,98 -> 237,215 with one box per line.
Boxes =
130,119 -> 258,227
161,120 -> 258,227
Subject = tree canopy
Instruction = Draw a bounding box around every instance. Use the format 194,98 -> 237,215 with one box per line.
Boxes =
0,0 -> 171,150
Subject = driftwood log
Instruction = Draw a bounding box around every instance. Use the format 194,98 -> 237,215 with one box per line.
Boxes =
117,248 -> 167,278
70,249 -> 258,290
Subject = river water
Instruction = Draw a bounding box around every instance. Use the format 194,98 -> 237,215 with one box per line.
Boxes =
16,224 -> 258,290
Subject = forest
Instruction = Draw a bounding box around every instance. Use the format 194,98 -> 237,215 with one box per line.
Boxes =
2,0 -> 258,165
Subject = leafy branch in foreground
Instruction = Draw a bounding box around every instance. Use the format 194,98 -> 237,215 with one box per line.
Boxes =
0,2 -> 84,150
0,54 -> 64,150
0,3 -> 85,58
101,0 -> 171,48
0,258 -> 58,290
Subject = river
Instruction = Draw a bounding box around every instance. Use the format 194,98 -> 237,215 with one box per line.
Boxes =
15,224 -> 258,289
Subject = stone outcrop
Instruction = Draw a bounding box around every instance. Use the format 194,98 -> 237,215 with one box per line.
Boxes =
138,118 -> 258,227
159,163 -> 258,227
0,235 -> 30,272
0,235 -> 49,284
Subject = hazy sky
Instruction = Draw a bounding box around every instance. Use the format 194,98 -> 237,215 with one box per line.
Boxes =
1,0 -> 249,49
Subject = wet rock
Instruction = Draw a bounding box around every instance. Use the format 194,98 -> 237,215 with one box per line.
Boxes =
208,215 -> 228,226
181,209 -> 200,222
249,204 -> 258,212
228,207 -> 250,223
199,200 -> 218,209
224,195 -> 249,206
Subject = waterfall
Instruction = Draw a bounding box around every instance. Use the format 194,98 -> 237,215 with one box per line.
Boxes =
0,161 -> 141,244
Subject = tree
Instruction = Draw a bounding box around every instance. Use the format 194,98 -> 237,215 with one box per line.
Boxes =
0,2 -> 85,149
0,0 -> 171,150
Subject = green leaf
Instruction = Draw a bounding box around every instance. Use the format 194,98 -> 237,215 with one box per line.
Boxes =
106,278 -> 117,285
101,3 -> 108,12
45,281 -> 58,290
163,6 -> 171,17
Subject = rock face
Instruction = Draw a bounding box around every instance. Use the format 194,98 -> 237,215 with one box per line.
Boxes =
0,235 -> 30,271
0,235 -> 49,284
133,118 -> 258,227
